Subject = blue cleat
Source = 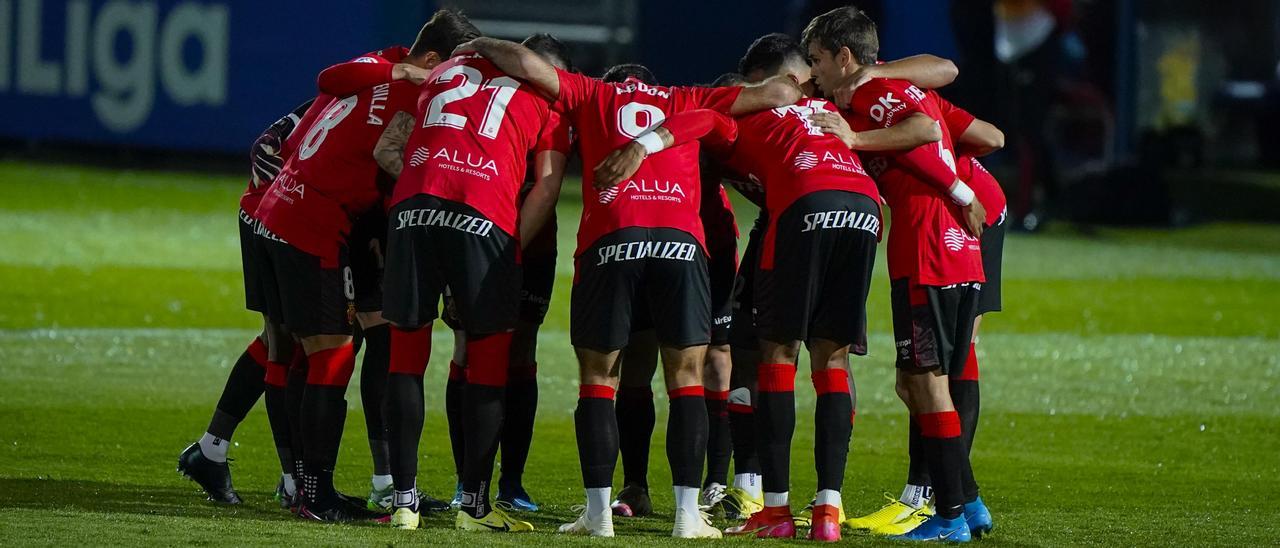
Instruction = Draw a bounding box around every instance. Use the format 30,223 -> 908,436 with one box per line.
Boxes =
449,482 -> 463,510
497,485 -> 540,512
963,497 -> 993,538
891,514 -> 971,543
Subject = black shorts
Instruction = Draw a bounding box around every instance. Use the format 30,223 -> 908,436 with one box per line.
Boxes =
707,240 -> 737,346
238,209 -> 270,315
571,227 -> 711,352
519,209 -> 557,325
890,278 -> 981,375
383,195 -> 521,335
728,213 -> 767,351
258,237 -> 354,337
755,191 -> 879,354
349,210 -> 388,314
976,216 -> 1005,315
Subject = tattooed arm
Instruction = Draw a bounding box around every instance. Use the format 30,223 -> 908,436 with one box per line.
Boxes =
373,111 -> 415,179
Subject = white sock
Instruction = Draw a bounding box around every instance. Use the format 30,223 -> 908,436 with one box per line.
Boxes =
764,491 -> 789,508
372,474 -> 393,491
900,484 -> 931,509
815,489 -> 841,508
198,432 -> 228,463
673,486 -> 699,517
734,473 -> 762,499
586,487 -> 611,516
281,473 -> 297,497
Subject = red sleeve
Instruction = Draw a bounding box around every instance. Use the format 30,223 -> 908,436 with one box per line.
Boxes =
849,80 -> 956,193
932,92 -> 977,139
659,109 -> 738,149
674,86 -> 743,115
317,57 -> 394,97
535,111 -> 573,154
552,68 -> 597,114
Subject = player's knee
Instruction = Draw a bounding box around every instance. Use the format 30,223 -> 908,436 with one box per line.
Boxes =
356,311 -> 388,330
760,338 -> 801,364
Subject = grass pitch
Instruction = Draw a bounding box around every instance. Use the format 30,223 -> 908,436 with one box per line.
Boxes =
1,160 -> 1278,545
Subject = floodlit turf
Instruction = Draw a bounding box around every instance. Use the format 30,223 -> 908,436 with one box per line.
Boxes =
1,160 -> 1278,545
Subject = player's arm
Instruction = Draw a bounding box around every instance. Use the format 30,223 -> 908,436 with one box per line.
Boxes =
251,99 -> 314,187
454,37 -> 561,100
955,119 -> 1005,157
372,111 -> 416,179
593,109 -> 739,189
831,55 -> 958,109
728,75 -> 803,116
518,150 -> 568,248
318,61 -> 431,97
810,110 -> 942,152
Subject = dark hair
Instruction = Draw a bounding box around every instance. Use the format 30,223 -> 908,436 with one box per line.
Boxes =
800,6 -> 878,65
409,8 -> 482,58
602,63 -> 656,85
711,72 -> 746,87
522,33 -> 573,71
738,33 -> 809,78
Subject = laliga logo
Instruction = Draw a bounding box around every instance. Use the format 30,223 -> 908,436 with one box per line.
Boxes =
0,1 -> 229,132
943,227 -> 978,252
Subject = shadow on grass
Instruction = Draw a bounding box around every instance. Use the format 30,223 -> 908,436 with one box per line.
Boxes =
0,477 -> 290,522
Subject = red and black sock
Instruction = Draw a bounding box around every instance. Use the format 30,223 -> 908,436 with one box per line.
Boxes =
460,332 -> 512,519
813,368 -> 853,492
952,342 -> 981,501
704,389 -> 731,487
918,411 -> 968,519
727,391 -> 761,476
263,353 -> 293,475
208,338 -> 269,440
906,417 -> 931,487
499,362 -> 538,492
756,362 -> 797,495
386,325 -> 431,493
301,342 -> 356,506
616,386 -> 655,488
445,360 -> 466,480
358,324 -> 392,477
576,385 -> 618,488
668,386 -> 708,488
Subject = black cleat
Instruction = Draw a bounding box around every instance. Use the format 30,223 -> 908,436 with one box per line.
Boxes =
418,492 -> 452,513
299,497 -> 384,522
274,478 -> 299,510
177,443 -> 241,504
611,483 -> 653,517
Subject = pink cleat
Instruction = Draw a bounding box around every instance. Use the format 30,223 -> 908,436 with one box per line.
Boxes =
725,506 -> 797,538
807,504 -> 842,542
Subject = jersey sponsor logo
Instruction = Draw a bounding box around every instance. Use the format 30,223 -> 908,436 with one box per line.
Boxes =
598,179 -> 687,204
943,227 -> 980,252
367,83 -> 391,126
408,147 -> 430,167
429,148 -> 499,181
794,151 -> 819,170
713,314 -> 732,327
596,240 -> 698,265
395,207 -> 495,237
252,218 -> 286,243
800,210 -> 880,235
272,173 -> 305,204
821,151 -> 868,175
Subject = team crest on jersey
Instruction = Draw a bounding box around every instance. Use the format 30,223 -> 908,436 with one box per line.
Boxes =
943,227 -> 979,252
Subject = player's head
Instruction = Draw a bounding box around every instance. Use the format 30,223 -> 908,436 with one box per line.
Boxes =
602,64 -> 656,85
408,8 -> 482,69
801,6 -> 879,96
738,33 -> 811,88
522,33 -> 574,72
712,72 -> 747,87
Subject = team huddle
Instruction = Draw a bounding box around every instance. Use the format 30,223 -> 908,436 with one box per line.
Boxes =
178,5 -> 1007,543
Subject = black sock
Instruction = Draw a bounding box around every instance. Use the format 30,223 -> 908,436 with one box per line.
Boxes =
907,417 -> 931,487
813,369 -> 853,493
264,382 -> 292,475
757,363 -> 796,498
446,361 -> 466,481
499,363 -> 538,492
616,386 -> 655,488
919,411 -> 968,519
951,380 -> 981,501
703,391 -> 731,487
668,389 -> 709,488
576,385 -> 619,488
385,372 -> 424,493
728,394 -> 761,476
208,344 -> 268,439
461,382 -> 504,518
301,384 -> 348,505
285,353 -> 308,483
359,324 -> 392,476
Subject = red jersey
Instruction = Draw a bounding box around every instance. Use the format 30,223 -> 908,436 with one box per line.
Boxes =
256,80 -> 420,263
391,54 -> 553,238
552,69 -> 742,255
239,47 -> 408,216
931,92 -> 1007,226
845,78 -> 983,286
718,98 -> 881,268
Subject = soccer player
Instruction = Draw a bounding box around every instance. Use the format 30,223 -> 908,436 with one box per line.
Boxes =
803,7 -> 987,541
459,37 -> 802,538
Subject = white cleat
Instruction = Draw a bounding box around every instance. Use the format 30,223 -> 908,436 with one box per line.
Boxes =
559,505 -> 615,537
699,483 -> 728,509
673,509 -> 723,539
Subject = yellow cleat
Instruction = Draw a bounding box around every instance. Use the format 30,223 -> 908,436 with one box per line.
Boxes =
795,498 -> 846,529
870,505 -> 932,536
455,505 -> 535,532
714,487 -> 764,520
844,494 -> 916,531
389,507 -> 420,530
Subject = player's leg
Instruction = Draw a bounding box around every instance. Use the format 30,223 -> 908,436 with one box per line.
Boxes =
445,328 -> 467,508
613,329 -> 658,518
720,215 -> 765,520
496,322 -> 539,510
262,319 -> 299,508
806,338 -> 854,540
355,312 -> 393,510
701,343 -> 733,508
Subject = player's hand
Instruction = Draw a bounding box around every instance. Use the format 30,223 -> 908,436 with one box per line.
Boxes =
962,200 -> 987,239
250,116 -> 293,187
832,66 -> 877,109
392,63 -> 430,85
593,142 -> 647,190
809,111 -> 857,149
451,39 -> 480,58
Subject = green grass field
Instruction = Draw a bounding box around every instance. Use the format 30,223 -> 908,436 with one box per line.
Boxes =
1,160 -> 1278,546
